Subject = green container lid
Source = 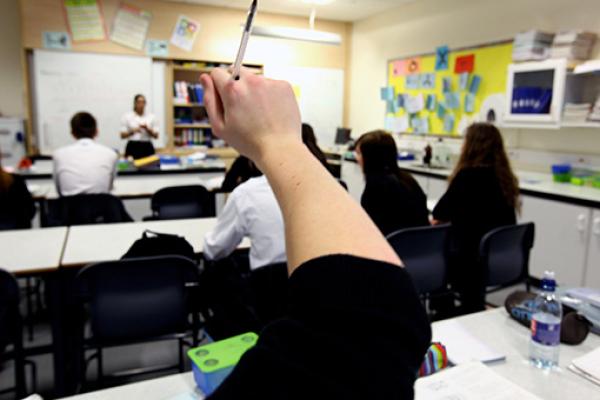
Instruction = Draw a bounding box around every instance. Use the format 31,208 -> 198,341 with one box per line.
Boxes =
188,333 -> 258,373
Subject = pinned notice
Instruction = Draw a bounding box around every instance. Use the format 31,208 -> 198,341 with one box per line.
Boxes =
110,4 -> 152,50
171,15 -> 201,52
64,0 -> 106,42
455,54 -> 475,73
435,45 -> 449,71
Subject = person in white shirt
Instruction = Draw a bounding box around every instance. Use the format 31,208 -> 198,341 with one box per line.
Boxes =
120,94 -> 159,159
53,112 -> 118,197
204,174 -> 285,271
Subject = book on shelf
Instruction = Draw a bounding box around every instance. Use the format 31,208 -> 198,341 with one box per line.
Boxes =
173,81 -> 204,105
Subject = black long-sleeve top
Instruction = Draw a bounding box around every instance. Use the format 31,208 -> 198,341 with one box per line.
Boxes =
361,172 -> 429,236
0,174 -> 36,230
432,167 -> 517,257
210,254 -> 432,400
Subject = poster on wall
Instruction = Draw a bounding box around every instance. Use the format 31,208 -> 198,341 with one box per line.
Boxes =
147,39 -> 169,57
43,31 -> 71,50
170,15 -> 201,52
110,3 -> 152,50
63,0 -> 106,42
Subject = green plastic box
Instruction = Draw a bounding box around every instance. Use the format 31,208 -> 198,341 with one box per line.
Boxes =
188,332 -> 258,395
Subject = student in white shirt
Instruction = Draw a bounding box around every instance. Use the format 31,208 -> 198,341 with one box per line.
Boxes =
120,94 -> 159,159
53,112 -> 118,197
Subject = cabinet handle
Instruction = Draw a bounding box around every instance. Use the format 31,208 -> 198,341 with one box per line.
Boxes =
577,214 -> 588,233
594,217 -> 600,236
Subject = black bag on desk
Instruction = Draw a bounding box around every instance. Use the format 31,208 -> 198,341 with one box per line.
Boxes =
122,230 -> 196,261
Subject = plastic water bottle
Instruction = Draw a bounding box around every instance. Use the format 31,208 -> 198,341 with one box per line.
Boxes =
529,271 -> 562,369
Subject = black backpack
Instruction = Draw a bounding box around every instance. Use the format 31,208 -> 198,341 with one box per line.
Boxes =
122,230 -> 196,261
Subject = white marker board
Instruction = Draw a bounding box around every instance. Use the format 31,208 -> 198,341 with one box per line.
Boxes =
32,50 -> 166,154
264,66 -> 344,147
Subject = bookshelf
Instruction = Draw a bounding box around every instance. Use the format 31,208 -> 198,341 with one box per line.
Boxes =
166,60 -> 264,149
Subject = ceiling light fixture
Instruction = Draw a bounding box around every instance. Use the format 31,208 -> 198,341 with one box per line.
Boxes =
251,25 -> 342,45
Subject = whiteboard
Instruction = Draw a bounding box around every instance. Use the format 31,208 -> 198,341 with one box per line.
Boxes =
33,50 -> 165,154
264,66 -> 344,147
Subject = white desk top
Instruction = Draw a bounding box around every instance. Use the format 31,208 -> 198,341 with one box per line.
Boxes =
0,227 -> 68,275
434,308 -> 600,400
61,218 -> 249,267
59,371 -> 200,400
397,161 -> 600,207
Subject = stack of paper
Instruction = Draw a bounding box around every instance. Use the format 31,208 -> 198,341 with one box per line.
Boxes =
563,103 -> 592,124
415,361 -> 543,400
551,31 -> 597,61
512,30 -> 555,61
431,319 -> 506,365
569,347 -> 600,387
590,96 -> 600,122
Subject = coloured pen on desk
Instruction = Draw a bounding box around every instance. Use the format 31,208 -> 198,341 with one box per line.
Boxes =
231,0 -> 258,81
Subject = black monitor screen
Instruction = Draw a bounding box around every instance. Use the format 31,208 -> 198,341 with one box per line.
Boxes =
335,128 -> 352,145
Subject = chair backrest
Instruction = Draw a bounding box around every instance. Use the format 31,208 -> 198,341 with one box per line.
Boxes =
151,185 -> 215,220
386,225 -> 451,295
479,222 -> 535,290
75,256 -> 199,344
41,194 -> 132,227
0,269 -> 20,357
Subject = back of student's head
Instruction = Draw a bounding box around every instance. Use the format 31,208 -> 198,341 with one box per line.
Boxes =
301,123 -> 329,170
70,112 -> 97,139
453,123 -> 519,209
356,130 -> 399,176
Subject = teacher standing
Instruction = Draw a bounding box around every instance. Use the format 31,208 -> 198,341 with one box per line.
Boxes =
120,94 -> 159,159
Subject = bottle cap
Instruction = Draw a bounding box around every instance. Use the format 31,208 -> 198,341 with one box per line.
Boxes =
541,270 -> 556,292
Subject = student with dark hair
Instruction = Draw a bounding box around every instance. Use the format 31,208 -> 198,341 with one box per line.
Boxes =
301,123 -> 329,170
200,67 -> 430,399
433,122 -> 519,314
221,155 -> 262,192
355,130 -> 429,236
53,112 -> 118,196
0,147 -> 36,229
120,94 -> 159,159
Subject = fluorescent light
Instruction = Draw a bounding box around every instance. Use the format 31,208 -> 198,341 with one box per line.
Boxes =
302,0 -> 336,4
251,25 -> 342,45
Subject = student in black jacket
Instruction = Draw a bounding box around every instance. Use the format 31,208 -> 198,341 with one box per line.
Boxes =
432,123 -> 518,314
200,68 -> 431,399
356,131 -> 429,236
0,151 -> 36,230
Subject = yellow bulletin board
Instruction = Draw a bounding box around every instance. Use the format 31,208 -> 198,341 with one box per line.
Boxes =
384,40 -> 513,136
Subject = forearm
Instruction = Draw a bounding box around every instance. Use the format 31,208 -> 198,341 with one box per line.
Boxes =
257,139 -> 400,272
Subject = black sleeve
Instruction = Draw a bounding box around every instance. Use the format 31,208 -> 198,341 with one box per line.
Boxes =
12,175 -> 36,221
360,180 -> 382,227
209,255 -> 431,400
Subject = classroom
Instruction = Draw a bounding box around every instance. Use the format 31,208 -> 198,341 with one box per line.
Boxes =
1,0 -> 600,399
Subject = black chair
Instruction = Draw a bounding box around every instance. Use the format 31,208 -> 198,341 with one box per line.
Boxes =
144,185 -> 215,221
0,269 -> 37,398
479,222 -> 535,294
41,194 -> 133,227
386,225 -> 451,297
74,256 -> 202,388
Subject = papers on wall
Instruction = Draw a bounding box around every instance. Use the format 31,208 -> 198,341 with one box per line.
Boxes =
380,87 -> 395,101
110,4 -> 152,50
569,346 -> 600,387
147,39 -> 169,57
443,114 -> 455,133
385,115 -> 409,133
435,45 -> 449,71
432,319 -> 505,365
415,361 -> 543,400
464,93 -> 476,113
454,54 -> 475,74
64,0 -> 106,42
43,31 -> 71,50
171,15 -> 201,52
459,73 -> 470,91
406,74 -> 421,90
444,92 -> 460,110
405,94 -> 425,114
420,73 -> 436,90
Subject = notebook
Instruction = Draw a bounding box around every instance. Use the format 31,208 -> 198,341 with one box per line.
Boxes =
569,346 -> 600,387
431,319 -> 506,365
415,361 -> 542,400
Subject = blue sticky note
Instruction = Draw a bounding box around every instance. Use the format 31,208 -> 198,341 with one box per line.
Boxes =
459,73 -> 470,91
406,74 -> 420,89
435,45 -> 449,71
420,73 -> 436,90
437,102 -> 447,119
469,75 -> 482,94
464,93 -> 476,113
442,76 -> 453,93
397,93 -> 405,108
386,100 -> 397,114
444,92 -> 460,110
426,94 -> 437,111
410,115 -> 422,132
444,114 -> 455,132
380,87 -> 394,101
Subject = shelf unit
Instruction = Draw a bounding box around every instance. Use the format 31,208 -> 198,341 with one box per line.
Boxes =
165,60 -> 264,149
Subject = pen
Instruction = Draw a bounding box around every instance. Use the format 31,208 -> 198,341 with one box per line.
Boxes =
231,0 -> 258,81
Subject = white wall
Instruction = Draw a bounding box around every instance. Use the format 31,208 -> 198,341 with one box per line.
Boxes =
349,0 -> 600,156
0,0 -> 25,117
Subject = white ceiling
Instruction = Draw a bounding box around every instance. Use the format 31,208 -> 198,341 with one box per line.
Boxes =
162,0 -> 416,22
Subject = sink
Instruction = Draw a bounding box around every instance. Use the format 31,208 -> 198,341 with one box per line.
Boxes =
410,163 -> 450,170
